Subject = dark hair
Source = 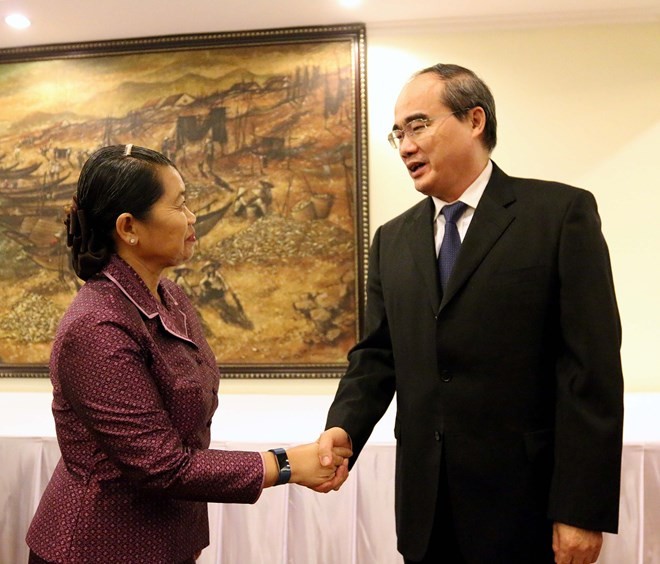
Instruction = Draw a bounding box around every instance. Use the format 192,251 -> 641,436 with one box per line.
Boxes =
66,144 -> 174,280
415,64 -> 497,152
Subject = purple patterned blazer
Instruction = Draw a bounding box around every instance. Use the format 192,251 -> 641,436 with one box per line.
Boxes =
27,255 -> 264,563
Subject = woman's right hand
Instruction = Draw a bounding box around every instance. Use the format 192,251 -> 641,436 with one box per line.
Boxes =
288,442 -> 351,488
263,442 -> 351,489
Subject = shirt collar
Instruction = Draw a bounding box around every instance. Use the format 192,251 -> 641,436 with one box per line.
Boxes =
101,255 -> 194,344
432,159 -> 493,220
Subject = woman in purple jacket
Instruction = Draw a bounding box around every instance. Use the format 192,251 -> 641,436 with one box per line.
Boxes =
26,145 -> 349,563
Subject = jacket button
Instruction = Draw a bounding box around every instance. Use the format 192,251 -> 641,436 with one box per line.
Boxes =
434,431 -> 441,441
440,369 -> 452,382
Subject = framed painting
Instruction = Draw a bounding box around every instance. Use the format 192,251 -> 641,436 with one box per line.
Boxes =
0,24 -> 368,378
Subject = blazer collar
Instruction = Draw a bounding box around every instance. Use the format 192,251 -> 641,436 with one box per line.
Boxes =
405,198 -> 442,313
101,255 -> 195,345
440,162 -> 516,310
404,162 -> 517,315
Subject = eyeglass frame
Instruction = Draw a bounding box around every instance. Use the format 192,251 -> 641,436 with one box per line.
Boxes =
387,108 -> 472,149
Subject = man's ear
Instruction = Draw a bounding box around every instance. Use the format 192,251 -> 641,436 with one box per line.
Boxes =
115,213 -> 138,246
470,106 -> 487,137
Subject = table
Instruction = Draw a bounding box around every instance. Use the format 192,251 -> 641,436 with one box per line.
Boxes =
1,392 -> 658,563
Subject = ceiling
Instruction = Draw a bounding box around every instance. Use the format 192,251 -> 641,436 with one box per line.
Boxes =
1,0 -> 658,50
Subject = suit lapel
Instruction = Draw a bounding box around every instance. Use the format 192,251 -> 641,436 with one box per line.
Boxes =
440,164 -> 517,311
404,198 -> 442,314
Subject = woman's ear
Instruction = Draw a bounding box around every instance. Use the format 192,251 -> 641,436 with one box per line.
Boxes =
115,213 -> 138,246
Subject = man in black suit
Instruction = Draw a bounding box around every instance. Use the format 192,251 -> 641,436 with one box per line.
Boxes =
315,64 -> 623,564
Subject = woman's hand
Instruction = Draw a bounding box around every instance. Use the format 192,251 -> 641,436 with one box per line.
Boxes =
262,442 -> 351,488
288,442 -> 351,488
262,442 -> 351,489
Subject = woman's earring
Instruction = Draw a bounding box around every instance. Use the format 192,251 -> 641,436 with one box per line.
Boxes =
129,238 -> 136,245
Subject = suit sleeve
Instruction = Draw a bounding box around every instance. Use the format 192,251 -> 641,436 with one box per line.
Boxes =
326,227 -> 397,464
548,189 -> 624,532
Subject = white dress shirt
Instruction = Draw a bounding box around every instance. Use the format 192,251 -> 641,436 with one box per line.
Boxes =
432,160 -> 493,257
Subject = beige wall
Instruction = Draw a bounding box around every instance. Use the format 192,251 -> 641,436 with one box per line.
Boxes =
367,21 -> 660,392
2,21 -> 658,395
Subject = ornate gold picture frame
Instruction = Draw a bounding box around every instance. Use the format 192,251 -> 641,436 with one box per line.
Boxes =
0,24 -> 368,378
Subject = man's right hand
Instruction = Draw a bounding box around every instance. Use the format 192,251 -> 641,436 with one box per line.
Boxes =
312,427 -> 352,493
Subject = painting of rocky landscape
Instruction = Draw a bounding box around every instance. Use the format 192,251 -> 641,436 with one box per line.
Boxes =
0,25 -> 368,377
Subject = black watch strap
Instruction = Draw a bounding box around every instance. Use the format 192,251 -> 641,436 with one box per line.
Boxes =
269,448 -> 291,485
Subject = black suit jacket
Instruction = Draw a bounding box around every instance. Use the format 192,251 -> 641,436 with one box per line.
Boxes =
326,163 -> 623,561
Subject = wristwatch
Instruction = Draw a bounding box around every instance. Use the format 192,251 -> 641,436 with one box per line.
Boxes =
269,447 -> 291,485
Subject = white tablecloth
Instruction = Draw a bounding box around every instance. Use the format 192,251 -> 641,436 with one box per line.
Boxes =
1,392 -> 658,563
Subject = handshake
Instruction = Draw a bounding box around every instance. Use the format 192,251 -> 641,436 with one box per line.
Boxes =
263,427 -> 352,493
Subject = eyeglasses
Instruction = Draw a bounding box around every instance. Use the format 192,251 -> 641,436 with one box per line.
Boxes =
387,110 -> 464,149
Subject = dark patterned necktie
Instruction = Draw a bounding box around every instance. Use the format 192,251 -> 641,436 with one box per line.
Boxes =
438,201 -> 468,290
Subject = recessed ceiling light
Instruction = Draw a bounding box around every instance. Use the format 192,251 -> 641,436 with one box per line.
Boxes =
5,13 -> 31,30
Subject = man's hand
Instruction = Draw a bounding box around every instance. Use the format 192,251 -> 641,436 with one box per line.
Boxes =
311,427 -> 352,493
552,522 -> 603,564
